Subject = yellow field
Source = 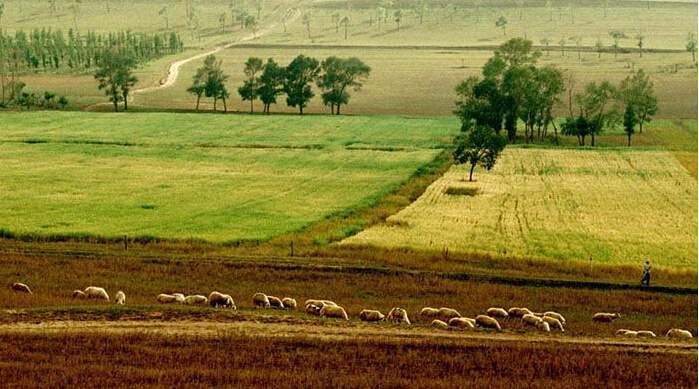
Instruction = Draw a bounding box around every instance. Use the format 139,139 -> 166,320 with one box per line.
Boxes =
342,147 -> 698,270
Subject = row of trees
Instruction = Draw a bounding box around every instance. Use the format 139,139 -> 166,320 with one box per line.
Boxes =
188,54 -> 371,115
0,29 -> 183,73
455,38 -> 657,148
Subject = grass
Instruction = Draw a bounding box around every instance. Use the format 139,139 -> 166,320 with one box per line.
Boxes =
343,140 -> 698,270
0,112 -> 456,242
0,332 -> 695,388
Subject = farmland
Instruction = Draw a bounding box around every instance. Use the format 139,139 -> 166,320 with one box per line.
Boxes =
0,112 -> 455,242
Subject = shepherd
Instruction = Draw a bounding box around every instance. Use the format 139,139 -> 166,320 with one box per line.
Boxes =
641,259 -> 651,287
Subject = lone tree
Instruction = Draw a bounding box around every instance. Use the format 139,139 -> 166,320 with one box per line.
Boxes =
257,58 -> 285,114
283,54 -> 320,114
619,69 -> 657,133
453,126 -> 507,182
94,50 -> 137,112
238,57 -> 264,113
687,32 -> 697,65
317,57 -> 371,115
623,104 -> 637,146
495,16 -> 507,36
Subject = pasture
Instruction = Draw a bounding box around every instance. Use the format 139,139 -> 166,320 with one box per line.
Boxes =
0,112 -> 455,242
343,126 -> 698,270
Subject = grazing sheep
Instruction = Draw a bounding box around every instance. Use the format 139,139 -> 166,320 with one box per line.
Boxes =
536,321 -> 551,332
431,319 -> 449,330
438,307 -> 461,321
592,313 -> 621,323
84,286 -> 109,301
115,291 -> 126,305
282,297 -> 297,310
320,305 -> 349,320
420,307 -> 440,319
252,293 -> 271,308
637,330 -> 656,338
475,315 -> 501,331
487,307 -> 508,319
449,317 -> 475,329
208,291 -> 236,309
173,293 -> 185,304
305,299 -> 337,308
359,309 -> 385,322
184,295 -> 208,305
522,313 -> 543,327
268,296 -> 284,309
507,307 -> 523,318
11,282 -> 32,294
305,303 -> 322,316
72,290 -> 86,299
542,316 -> 565,332
543,311 -> 566,324
157,294 -> 179,304
666,329 -> 693,339
387,307 -> 411,325
616,329 -> 638,337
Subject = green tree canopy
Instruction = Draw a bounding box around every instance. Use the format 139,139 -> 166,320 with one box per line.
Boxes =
316,56 -> 371,115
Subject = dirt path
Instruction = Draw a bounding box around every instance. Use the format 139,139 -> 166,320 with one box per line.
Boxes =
1,319 -> 694,355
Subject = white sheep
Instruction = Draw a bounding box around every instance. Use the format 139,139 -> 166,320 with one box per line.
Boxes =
475,315 -> 501,331
305,299 -> 337,308
252,293 -> 271,308
11,282 -> 32,294
592,312 -> 620,322
157,294 -> 179,304
487,307 -> 508,319
72,290 -> 86,299
542,316 -> 565,332
522,313 -> 543,327
208,291 -> 236,309
448,317 -> 475,329
173,293 -> 185,303
115,291 -> 125,305
636,330 -> 656,338
184,295 -> 208,305
616,329 -> 638,337
387,307 -> 411,325
305,303 -> 322,316
543,311 -> 566,324
666,329 -> 693,339
84,286 -> 109,301
319,305 -> 349,320
282,297 -> 297,310
438,307 -> 461,321
536,321 -> 551,332
431,319 -> 449,330
267,296 -> 284,309
420,307 -> 440,319
359,309 -> 385,322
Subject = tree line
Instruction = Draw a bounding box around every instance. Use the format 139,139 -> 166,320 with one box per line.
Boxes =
188,54 -> 371,115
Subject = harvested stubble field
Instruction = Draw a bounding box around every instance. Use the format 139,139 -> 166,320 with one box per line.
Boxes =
0,112 -> 455,242
343,127 -> 698,270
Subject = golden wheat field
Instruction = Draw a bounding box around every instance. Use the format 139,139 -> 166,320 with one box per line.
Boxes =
342,146 -> 697,269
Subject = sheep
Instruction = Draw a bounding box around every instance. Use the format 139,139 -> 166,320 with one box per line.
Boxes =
252,293 -> 271,308
437,307 -> 461,321
448,317 -> 475,329
387,307 -> 411,325
282,297 -> 297,310
267,296 -> 284,309
475,315 -> 501,331
84,286 -> 109,301
359,309 -> 385,322
637,330 -> 656,338
522,313 -> 543,327
11,282 -> 32,294
208,291 -> 236,309
157,294 -> 179,304
320,305 -> 349,320
592,313 -> 620,323
487,307 -> 508,319
536,321 -> 551,332
507,307 -> 534,318
305,303 -> 322,316
420,307 -> 440,319
305,299 -> 336,308
173,293 -> 185,304
666,329 -> 693,339
543,311 -> 566,324
431,320 -> 449,330
542,316 -> 565,332
616,329 -> 638,337
115,291 -> 125,305
72,290 -> 86,299
184,295 -> 208,305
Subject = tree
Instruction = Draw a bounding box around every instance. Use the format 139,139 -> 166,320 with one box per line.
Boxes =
540,38 -> 550,56
204,57 -> 229,112
559,37 -> 566,57
394,10 -> 402,32
340,16 -> 350,40
619,69 -> 657,133
574,36 -> 583,61
254,0 -> 263,20
609,30 -> 626,58
495,16 -> 507,36
636,34 -> 644,57
687,32 -> 697,65
159,6 -> 169,30
219,13 -> 227,34
302,14 -> 311,39
453,126 -> 507,182
70,0 -> 82,31
317,56 -> 371,115
595,38 -> 604,59
561,115 -> 592,146
187,62 -> 209,110
283,55 -> 320,114
94,50 -> 137,112
238,57 -> 264,113
575,81 -> 618,146
623,104 -> 637,146
257,58 -> 285,114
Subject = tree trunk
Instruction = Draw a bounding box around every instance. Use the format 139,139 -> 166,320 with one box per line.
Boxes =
113,99 -> 119,112
123,93 -> 128,111
299,106 -> 303,115
628,133 -> 631,146
591,133 -> 595,147
638,118 -> 644,133
213,98 -> 217,111
223,97 -> 227,113
336,104 -> 341,115
196,95 -> 201,111
250,98 -> 254,113
469,163 -> 476,182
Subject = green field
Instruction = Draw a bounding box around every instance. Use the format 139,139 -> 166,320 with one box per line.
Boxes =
0,112 -> 456,242
342,121 -> 698,269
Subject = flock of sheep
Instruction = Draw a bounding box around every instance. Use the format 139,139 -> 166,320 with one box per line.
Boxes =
9,282 -> 694,340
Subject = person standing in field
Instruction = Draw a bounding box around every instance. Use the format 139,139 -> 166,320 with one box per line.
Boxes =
641,259 -> 651,287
